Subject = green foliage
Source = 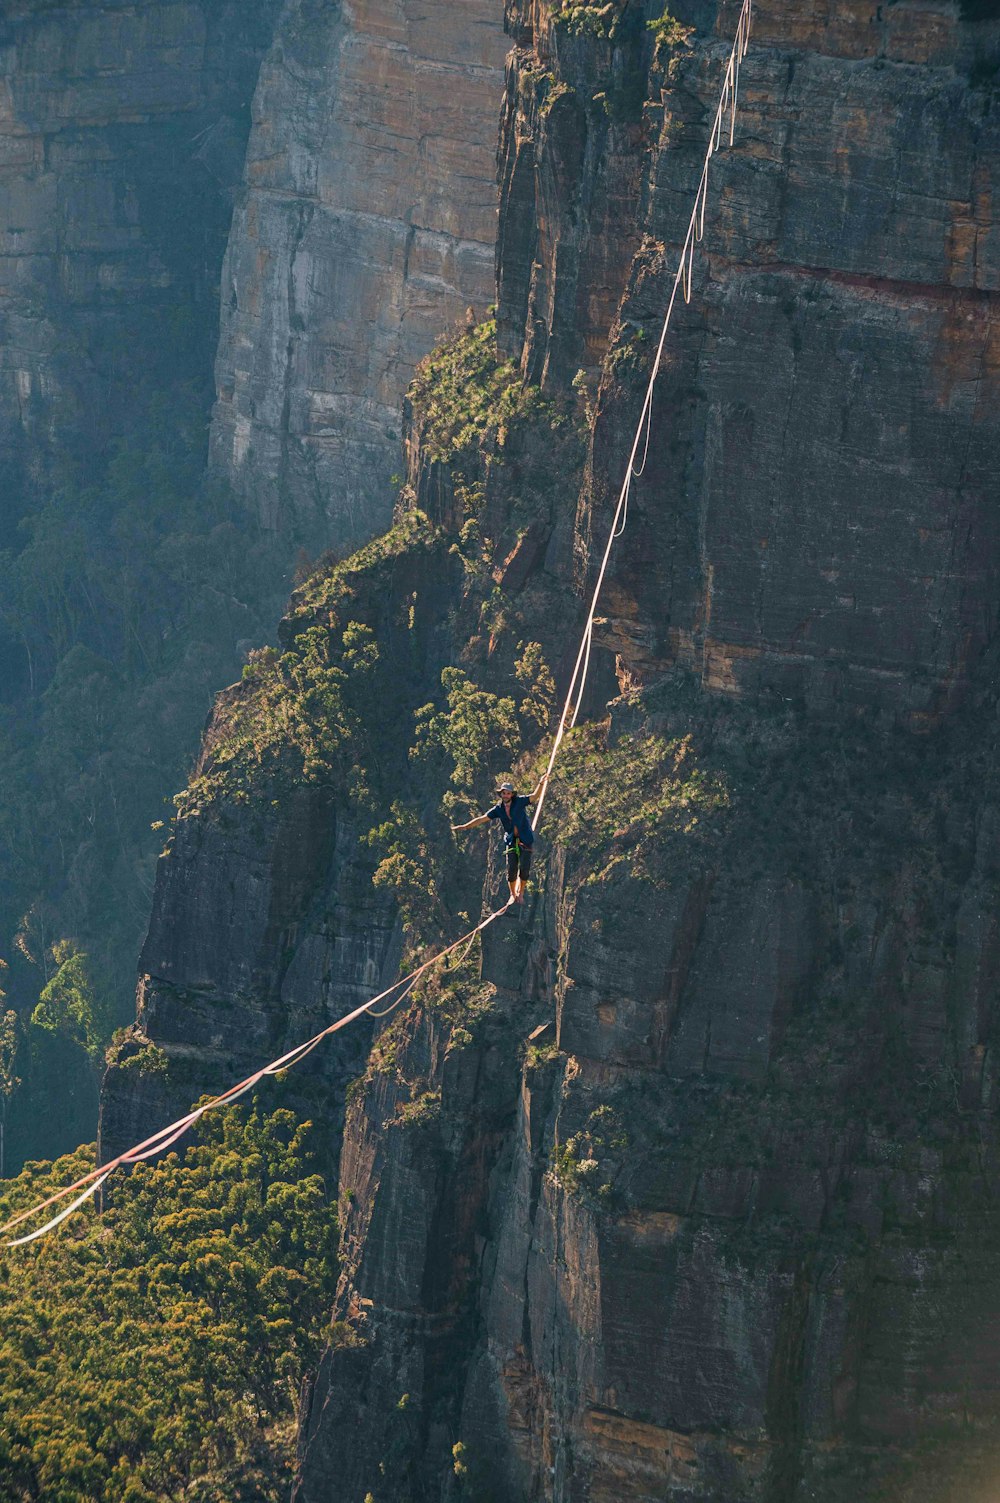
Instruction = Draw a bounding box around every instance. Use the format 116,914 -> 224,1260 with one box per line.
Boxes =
412,646 -> 554,813
551,0 -> 620,38
30,940 -> 109,1060
413,667 -> 521,799
515,641 -> 556,733
105,1027 -> 169,1077
551,1104 -> 628,1204
0,1006 -> 18,1101
176,620 -> 379,816
0,1105 -> 338,1502
607,326 -> 650,384
646,6 -> 693,51
365,1013 -> 408,1083
525,1039 -> 561,1071
395,1090 -> 442,1128
365,802 -> 441,935
0,997 -> 20,1180
406,950 -> 499,1053
408,320 -> 563,465
449,512 -> 489,589
550,726 -> 730,880
538,78 -> 575,117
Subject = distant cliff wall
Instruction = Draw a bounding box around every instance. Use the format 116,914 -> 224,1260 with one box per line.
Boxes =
0,0 -> 278,518
207,0 -> 508,548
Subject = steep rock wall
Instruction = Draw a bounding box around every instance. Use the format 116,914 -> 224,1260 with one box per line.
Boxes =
207,0 -> 508,547
0,0 -> 277,517
585,0 -> 1000,713
102,0 -> 1000,1498
291,2 -> 1000,1501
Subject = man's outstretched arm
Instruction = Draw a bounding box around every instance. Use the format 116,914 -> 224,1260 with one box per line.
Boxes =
451,813 -> 490,832
528,771 -> 549,802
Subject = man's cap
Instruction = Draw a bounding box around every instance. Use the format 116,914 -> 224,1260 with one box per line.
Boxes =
497,781 -> 515,793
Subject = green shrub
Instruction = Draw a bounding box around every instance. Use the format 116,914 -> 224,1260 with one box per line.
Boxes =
413,667 -> 522,799
550,725 -> 730,879
551,1103 -> 628,1204
408,320 -> 561,465
175,620 -> 379,816
396,1091 -> 442,1128
551,0 -> 619,39
30,940 -> 110,1060
365,802 -> 442,935
647,6 -> 693,51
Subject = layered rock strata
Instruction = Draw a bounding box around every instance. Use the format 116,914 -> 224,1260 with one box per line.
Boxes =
104,0 -> 1000,1498
208,0 -> 508,547
291,1 -> 1000,1500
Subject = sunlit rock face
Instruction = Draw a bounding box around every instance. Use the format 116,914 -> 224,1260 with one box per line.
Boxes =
0,0 -> 277,517
208,0 -> 508,548
493,0 -> 1000,720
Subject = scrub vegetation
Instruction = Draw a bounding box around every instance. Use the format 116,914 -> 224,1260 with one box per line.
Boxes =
0,1105 -> 337,1503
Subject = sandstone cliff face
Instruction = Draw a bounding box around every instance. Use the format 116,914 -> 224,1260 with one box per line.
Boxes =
0,0 -> 277,514
103,0 -> 1000,1498
290,2 -> 1000,1501
207,0 -> 508,547
587,0 -> 1000,714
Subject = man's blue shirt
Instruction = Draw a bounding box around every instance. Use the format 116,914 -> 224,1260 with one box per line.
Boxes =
486,794 -> 535,848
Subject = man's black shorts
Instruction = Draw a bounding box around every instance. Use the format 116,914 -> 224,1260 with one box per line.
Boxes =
507,845 -> 532,883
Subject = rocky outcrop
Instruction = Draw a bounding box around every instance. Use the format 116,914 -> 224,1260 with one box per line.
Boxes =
207,0 -> 508,548
103,0 -> 1000,1498
0,0 -> 277,515
98,522 -> 462,1166
290,2 -> 1000,1501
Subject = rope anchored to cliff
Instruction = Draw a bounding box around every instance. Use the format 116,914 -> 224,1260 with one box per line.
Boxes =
532,0 -> 751,833
1,0 -> 752,1248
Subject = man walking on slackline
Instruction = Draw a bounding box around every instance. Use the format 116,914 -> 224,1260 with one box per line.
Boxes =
451,772 -> 548,904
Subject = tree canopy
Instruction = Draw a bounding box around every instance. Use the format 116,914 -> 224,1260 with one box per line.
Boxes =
0,1103 -> 338,1502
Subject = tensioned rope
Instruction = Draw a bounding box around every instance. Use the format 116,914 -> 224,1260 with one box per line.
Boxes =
532,0 -> 751,829
1,0 -> 751,1248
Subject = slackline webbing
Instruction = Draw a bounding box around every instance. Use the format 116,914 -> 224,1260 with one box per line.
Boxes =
2,0 -> 752,1246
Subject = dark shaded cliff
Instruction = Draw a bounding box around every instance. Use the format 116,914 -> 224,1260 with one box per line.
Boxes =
104,0 -> 1000,1499
0,0 -> 277,514
0,0 -> 288,1171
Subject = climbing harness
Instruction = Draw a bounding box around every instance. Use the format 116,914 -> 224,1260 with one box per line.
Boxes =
1,0 -> 752,1247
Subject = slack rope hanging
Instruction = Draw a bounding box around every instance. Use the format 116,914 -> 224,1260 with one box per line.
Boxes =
2,0 -> 751,1248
